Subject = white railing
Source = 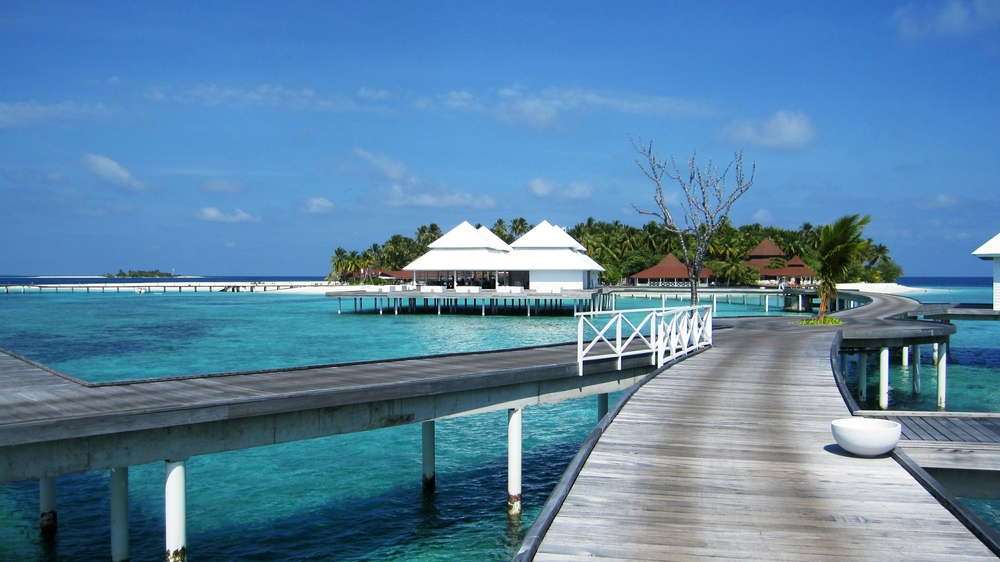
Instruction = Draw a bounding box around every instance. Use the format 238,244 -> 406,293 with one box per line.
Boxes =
576,305 -> 713,375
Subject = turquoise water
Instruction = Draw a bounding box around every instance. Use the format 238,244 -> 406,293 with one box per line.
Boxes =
0,289 -> 789,561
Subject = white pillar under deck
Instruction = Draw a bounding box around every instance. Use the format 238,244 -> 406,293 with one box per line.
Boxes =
165,459 -> 187,562
422,421 -> 435,491
507,408 -> 522,515
913,344 -> 922,394
901,345 -> 909,367
764,295 -> 769,313
938,340 -> 948,410
859,352 -> 868,402
712,294 -> 717,312
597,393 -> 609,421
110,466 -> 129,562
879,347 -> 890,410
39,476 -> 57,535
933,342 -> 939,366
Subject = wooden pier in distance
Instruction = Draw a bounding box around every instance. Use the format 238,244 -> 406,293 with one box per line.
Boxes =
522,294 -> 998,560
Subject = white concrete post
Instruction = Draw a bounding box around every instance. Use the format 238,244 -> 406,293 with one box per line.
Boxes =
764,295 -> 769,313
913,344 -> 922,394
938,340 -> 948,410
933,342 -> 939,366
879,347 -> 890,410
859,352 -> 868,402
712,294 -> 717,313
110,466 -> 129,562
507,408 -> 522,515
165,460 -> 187,562
902,345 -> 909,367
597,393 -> 609,421
39,476 -> 57,536
422,421 -> 435,491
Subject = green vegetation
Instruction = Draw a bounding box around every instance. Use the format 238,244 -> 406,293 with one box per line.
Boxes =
797,317 -> 843,325
102,269 -> 179,278
814,214 -> 873,321
327,215 -> 903,288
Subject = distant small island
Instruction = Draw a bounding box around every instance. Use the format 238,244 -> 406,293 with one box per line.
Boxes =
102,269 -> 180,278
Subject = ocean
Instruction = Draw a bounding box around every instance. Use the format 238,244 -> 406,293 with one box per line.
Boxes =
0,277 -> 997,560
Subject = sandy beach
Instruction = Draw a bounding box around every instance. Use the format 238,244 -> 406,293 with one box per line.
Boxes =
836,282 -> 929,295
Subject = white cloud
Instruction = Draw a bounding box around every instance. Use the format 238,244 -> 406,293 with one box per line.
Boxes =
721,110 -> 816,151
527,178 -> 554,197
752,209 -> 774,223
356,149 -> 494,209
492,87 -> 711,131
80,154 -> 146,191
356,87 -> 391,100
441,90 -> 484,111
0,101 -> 112,128
203,179 -> 243,193
527,178 -> 595,201
196,207 -> 260,223
152,83 -> 363,111
304,197 -> 334,214
893,0 -> 1000,39
914,194 -> 961,209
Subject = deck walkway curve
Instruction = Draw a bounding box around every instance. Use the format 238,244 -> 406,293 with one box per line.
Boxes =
527,293 -> 997,561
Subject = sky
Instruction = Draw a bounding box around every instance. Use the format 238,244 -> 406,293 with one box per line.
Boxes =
1,1 -> 999,277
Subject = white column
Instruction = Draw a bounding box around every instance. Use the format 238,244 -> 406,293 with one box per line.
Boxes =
39,476 -> 57,536
938,340 -> 948,410
859,352 -> 868,402
933,342 -> 939,366
508,408 -> 522,515
764,295 -> 769,313
879,347 -> 890,410
902,345 -> 909,367
712,294 -> 717,313
597,393 -> 609,421
165,460 -> 187,562
110,466 -> 129,562
913,344 -> 922,394
422,421 -> 435,491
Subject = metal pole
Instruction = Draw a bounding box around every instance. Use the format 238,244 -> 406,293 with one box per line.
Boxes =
165,459 -> 187,562
422,421 -> 435,491
879,347 -> 890,410
110,466 -> 129,562
507,408 -> 522,516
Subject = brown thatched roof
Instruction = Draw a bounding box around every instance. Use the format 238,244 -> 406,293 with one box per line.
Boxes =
631,253 -> 713,280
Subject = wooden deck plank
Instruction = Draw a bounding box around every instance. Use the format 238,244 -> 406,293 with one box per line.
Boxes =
533,309 -> 996,561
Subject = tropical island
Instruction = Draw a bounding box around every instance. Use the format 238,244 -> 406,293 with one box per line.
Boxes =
327,216 -> 902,289
101,269 -> 181,278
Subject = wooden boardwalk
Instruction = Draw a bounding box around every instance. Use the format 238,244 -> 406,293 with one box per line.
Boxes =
531,301 -> 997,560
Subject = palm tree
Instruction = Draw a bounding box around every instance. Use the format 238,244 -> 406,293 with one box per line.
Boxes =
510,217 -> 530,239
327,247 -> 349,281
816,214 -> 871,320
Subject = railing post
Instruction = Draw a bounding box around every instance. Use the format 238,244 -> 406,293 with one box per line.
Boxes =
615,314 -> 622,370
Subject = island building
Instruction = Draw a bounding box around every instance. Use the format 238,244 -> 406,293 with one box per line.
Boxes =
743,238 -> 816,287
403,220 -> 604,291
629,253 -> 714,287
973,231 -> 1000,311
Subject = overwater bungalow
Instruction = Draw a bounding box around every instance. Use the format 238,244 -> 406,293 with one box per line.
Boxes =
744,237 -> 816,287
973,231 -> 1000,310
629,253 -> 713,287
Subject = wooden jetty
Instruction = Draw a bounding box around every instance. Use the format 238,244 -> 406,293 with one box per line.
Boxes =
1,280 -> 323,293
522,294 -> 998,560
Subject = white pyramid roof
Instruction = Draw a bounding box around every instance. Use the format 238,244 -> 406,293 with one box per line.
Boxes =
510,220 -> 586,251
405,221 -> 510,271
973,232 -> 1000,259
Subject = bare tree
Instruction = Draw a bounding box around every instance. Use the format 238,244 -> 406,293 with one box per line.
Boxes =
631,136 -> 755,305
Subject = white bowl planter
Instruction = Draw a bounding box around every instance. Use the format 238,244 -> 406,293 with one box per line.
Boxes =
831,417 -> 901,457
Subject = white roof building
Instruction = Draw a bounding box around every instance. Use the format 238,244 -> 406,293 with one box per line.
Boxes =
972,232 -> 1000,310
403,220 -> 604,290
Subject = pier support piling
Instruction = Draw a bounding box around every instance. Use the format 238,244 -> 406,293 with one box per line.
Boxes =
597,393 -> 609,421
165,459 -> 187,562
110,466 -> 129,562
507,408 -> 522,516
879,347 -> 890,410
422,421 -> 435,492
938,340 -> 948,410
913,345 -> 922,394
859,352 -> 868,402
39,476 -> 57,536
902,345 -> 909,367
